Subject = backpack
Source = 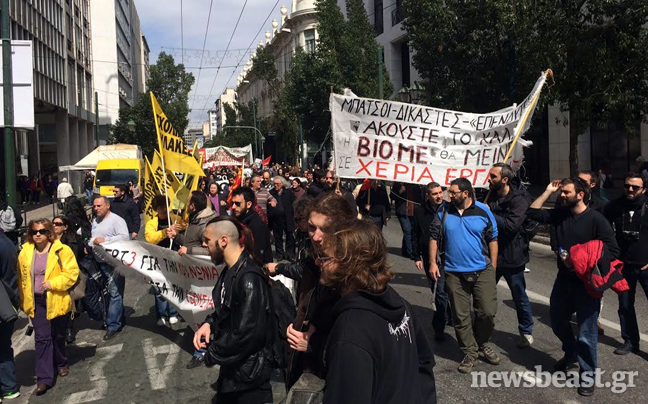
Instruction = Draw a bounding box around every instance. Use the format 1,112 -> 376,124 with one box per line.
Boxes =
229,262 -> 297,375
79,254 -> 108,321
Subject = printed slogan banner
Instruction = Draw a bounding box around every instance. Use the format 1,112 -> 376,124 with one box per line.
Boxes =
203,145 -> 253,168
330,72 -> 548,187
95,241 -> 220,328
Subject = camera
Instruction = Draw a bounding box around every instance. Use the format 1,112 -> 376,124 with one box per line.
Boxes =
622,230 -> 640,241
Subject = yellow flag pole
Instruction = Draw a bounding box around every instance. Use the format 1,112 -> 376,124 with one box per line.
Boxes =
483,69 -> 552,204
150,92 -> 174,248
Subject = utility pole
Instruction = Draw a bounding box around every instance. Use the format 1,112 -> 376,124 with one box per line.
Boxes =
299,122 -> 305,169
378,47 -> 384,99
94,90 -> 99,147
2,0 -> 17,208
252,101 -> 258,158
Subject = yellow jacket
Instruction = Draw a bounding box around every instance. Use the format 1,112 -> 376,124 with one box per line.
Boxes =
145,214 -> 186,245
17,239 -> 79,320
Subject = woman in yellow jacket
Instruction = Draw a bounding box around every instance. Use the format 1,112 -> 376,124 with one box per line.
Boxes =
17,218 -> 79,396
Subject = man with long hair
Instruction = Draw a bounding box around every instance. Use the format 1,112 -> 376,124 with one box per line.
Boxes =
321,220 -> 436,403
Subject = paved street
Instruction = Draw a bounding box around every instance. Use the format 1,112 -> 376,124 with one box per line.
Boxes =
8,221 -> 648,403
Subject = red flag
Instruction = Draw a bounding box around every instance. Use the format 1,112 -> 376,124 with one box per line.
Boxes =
227,168 -> 243,205
359,178 -> 372,191
261,155 -> 272,166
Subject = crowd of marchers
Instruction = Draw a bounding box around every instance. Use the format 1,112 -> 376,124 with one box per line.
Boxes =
0,158 -> 647,402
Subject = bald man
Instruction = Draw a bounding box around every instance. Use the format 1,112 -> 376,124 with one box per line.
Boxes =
193,217 -> 274,403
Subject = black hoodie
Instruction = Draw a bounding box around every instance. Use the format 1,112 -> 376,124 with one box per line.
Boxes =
487,177 -> 531,268
604,194 -> 648,266
323,286 -> 436,404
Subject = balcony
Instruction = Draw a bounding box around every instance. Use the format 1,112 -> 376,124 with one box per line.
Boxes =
391,7 -> 403,26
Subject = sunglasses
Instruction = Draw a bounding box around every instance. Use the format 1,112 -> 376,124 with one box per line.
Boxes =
29,229 -> 50,236
624,184 -> 643,191
52,222 -> 64,226
231,201 -> 243,207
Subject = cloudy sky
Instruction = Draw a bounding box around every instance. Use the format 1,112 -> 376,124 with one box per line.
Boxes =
134,0 -> 282,129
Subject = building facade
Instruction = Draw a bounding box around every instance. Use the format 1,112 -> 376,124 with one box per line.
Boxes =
236,0 -> 318,119
213,87 -> 236,136
91,0 -> 146,143
0,0 -> 96,194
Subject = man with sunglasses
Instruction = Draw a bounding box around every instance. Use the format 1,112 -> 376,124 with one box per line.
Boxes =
604,172 -> 648,356
230,187 -> 273,264
528,178 -> 619,397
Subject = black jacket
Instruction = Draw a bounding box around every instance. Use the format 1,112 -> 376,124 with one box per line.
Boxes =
0,232 -> 17,295
268,187 -> 296,232
307,182 -> 324,198
604,194 -> 648,266
324,286 -> 436,404
110,196 -> 141,235
204,253 -> 273,393
238,209 -> 273,264
411,200 -> 443,265
487,179 -> 531,268
357,186 -> 391,224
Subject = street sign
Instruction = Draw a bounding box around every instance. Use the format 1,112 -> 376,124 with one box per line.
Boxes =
0,40 -> 34,129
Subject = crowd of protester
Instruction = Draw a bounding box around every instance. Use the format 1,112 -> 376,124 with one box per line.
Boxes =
0,158 -> 646,402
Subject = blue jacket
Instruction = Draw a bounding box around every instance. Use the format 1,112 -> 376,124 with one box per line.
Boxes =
429,201 -> 498,273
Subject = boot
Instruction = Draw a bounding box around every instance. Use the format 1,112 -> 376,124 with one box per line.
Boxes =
65,315 -> 76,344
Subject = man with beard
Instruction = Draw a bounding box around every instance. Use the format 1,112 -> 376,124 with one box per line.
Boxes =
307,169 -> 326,197
193,217 -> 274,403
604,172 -> 648,355
411,182 -> 452,341
251,175 -> 275,215
528,178 -> 618,397
110,185 -> 141,240
230,187 -> 273,264
429,178 -> 499,373
487,163 -> 534,348
268,177 -> 296,260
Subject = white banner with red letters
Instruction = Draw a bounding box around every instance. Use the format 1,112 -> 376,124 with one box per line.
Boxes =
330,73 -> 547,188
95,241 -> 220,328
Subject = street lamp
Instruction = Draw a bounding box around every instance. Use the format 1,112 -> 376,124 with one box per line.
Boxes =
397,81 -> 426,105
127,119 -> 136,132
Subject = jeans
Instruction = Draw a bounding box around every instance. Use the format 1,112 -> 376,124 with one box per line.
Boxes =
550,274 -> 600,374
154,291 -> 178,320
618,264 -> 648,349
0,322 -> 17,395
270,217 -> 295,260
85,189 -> 93,205
98,263 -> 126,331
33,294 -> 69,386
496,265 -> 534,336
369,216 -> 383,231
423,257 -> 451,334
397,214 -> 413,258
445,266 -> 497,359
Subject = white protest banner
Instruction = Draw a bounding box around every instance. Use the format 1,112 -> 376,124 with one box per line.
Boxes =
330,71 -> 548,188
95,241 -> 221,328
203,145 -> 253,168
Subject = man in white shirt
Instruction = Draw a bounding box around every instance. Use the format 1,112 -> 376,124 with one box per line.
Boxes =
91,196 -> 129,341
56,178 -> 74,208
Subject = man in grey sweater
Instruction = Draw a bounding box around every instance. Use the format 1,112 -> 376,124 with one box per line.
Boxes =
91,196 -> 129,341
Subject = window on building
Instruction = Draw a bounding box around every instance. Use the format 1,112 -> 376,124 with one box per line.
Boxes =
374,2 -> 383,35
400,42 -> 410,88
304,29 -> 315,53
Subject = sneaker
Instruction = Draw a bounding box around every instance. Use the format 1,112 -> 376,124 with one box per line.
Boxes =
157,318 -> 168,327
2,391 -> 20,399
518,334 -> 534,349
479,344 -> 501,365
524,267 -> 531,273
613,341 -> 639,355
553,356 -> 578,372
186,355 -> 205,369
457,355 -> 475,373
168,316 -> 179,325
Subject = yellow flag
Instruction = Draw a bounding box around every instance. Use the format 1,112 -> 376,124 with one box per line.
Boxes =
151,151 -> 180,204
151,92 -> 205,177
